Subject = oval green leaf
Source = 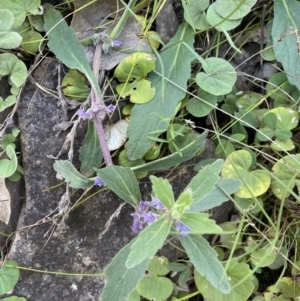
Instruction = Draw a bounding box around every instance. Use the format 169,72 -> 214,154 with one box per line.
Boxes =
0,144 -> 18,178
0,260 -> 19,294
196,58 -> 237,96
221,150 -> 271,198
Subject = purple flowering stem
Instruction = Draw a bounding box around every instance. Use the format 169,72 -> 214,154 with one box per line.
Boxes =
91,42 -> 113,166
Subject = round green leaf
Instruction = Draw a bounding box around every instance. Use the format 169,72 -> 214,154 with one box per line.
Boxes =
136,275 -> 173,301
20,29 -> 43,54
62,69 -> 90,101
221,150 -> 271,198
116,79 -> 155,104
0,260 -> 19,294
214,0 -> 257,20
207,3 -> 242,31
196,58 -> 237,96
186,89 -> 217,117
183,0 -> 210,30
0,144 -> 18,178
114,52 -> 156,82
270,138 -> 295,152
148,256 -> 170,276
265,107 -> 299,131
271,154 -> 300,200
0,53 -> 27,88
0,9 -> 22,49
260,42 -> 276,61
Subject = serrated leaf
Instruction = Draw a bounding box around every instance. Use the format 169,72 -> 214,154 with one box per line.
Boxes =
126,22 -> 195,160
79,120 -> 103,177
126,217 -> 172,268
195,258 -> 254,301
180,235 -> 230,293
180,212 -> 223,234
95,165 -> 141,207
190,178 -> 241,212
131,130 -> 207,173
196,58 -> 237,96
150,176 -> 175,209
0,0 -> 40,27
100,239 -> 150,301
185,159 -> 223,203
273,0 -> 300,91
43,5 -> 102,101
0,145 -> 18,178
53,160 -> 93,189
0,260 -> 19,294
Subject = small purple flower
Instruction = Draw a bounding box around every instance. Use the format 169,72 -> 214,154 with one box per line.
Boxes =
94,177 -> 105,187
110,40 -> 122,47
175,221 -> 191,237
105,104 -> 116,113
131,213 -> 144,233
151,198 -> 165,210
141,211 -> 157,225
138,201 -> 149,212
77,108 -> 92,119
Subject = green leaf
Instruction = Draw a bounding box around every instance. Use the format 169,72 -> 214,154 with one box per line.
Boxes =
195,258 -> 254,301
272,0 -> 300,92
148,256 -> 170,276
79,120 -> 103,177
114,52 -> 156,82
0,145 -> 18,178
0,297 -> 27,301
0,260 -> 19,294
43,5 -> 102,100
190,178 -> 241,212
271,154 -> 300,200
0,9 -> 22,49
182,0 -> 210,31
95,165 -> 141,207
265,107 -> 299,130
267,277 -> 300,299
172,189 -> 193,219
61,69 -> 90,100
20,29 -> 43,54
180,235 -> 230,293
214,0 -> 257,20
196,58 -> 237,96
126,290 -> 140,301
207,3 -> 242,31
221,150 -> 271,198
136,275 -> 173,301
0,0 -> 40,27
126,217 -> 172,268
186,159 -> 223,203
100,239 -> 150,301
131,131 -> 207,173
0,53 -> 27,111
186,89 -> 218,117
116,79 -> 155,104
180,212 -> 223,234
150,176 -> 175,209
53,160 -> 93,189
126,22 -> 195,160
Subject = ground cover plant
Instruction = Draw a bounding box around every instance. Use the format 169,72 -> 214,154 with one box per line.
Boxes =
1,0 -> 300,300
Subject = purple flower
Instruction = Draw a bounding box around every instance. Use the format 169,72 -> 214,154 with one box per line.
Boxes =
141,211 -> 157,225
151,198 -> 165,210
110,40 -> 122,47
77,108 -> 92,119
105,104 -> 116,113
138,201 -> 149,212
175,221 -> 191,237
94,177 -> 105,187
131,213 -> 144,233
